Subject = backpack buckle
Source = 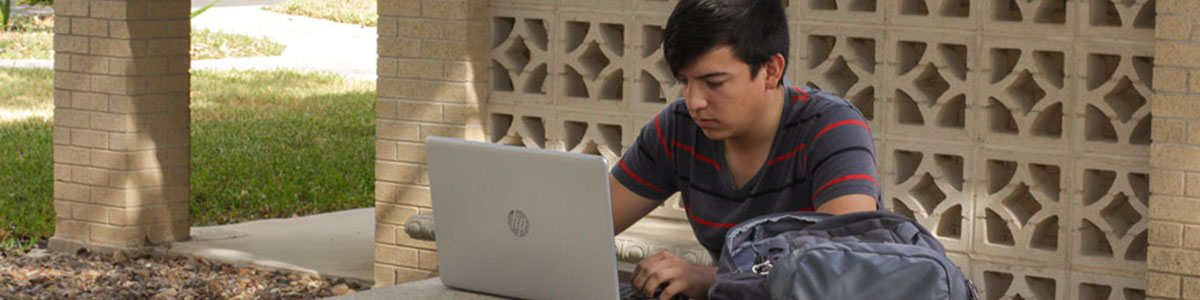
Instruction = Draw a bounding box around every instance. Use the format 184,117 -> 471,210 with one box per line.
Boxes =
751,260 -> 772,275
967,279 -> 980,300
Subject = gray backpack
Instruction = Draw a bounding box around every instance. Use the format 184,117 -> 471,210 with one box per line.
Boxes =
708,211 -> 978,300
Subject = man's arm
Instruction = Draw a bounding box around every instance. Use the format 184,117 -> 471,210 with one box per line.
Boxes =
804,100 -> 880,214
612,172 -> 716,300
816,193 -> 878,215
611,174 -> 662,235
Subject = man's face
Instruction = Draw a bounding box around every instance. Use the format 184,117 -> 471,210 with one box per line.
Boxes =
677,45 -> 771,141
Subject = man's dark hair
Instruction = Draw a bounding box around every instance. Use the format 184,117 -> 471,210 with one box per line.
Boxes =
664,0 -> 789,86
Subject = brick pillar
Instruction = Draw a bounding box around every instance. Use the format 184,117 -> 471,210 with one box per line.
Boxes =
374,0 -> 488,286
49,0 -> 192,252
1149,1 -> 1200,298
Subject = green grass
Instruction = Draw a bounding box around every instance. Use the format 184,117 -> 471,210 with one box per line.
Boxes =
190,69 -> 375,225
0,68 -> 53,112
0,15 -> 54,59
0,120 -> 55,250
191,29 -> 286,60
0,68 -> 376,249
0,16 -> 285,60
265,0 -> 377,27
0,68 -> 55,250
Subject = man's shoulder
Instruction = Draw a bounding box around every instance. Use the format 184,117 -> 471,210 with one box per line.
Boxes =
632,99 -> 696,142
784,86 -> 867,126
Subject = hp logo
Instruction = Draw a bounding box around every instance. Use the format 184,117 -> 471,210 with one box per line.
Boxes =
508,209 -> 530,237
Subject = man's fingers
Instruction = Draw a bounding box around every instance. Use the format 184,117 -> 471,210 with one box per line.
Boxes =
631,263 -> 641,283
640,271 -> 663,297
644,265 -> 685,298
659,279 -> 687,300
635,251 -> 684,297
632,260 -> 652,289
633,261 -> 658,294
633,253 -> 666,287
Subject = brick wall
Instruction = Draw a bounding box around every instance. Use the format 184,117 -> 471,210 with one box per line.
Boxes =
49,0 -> 192,251
1148,1 -> 1200,299
373,0 -> 488,286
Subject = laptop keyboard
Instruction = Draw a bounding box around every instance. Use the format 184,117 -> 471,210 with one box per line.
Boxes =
619,282 -> 690,300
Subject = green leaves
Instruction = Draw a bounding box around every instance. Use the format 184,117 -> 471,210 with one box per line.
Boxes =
1,0 -> 12,30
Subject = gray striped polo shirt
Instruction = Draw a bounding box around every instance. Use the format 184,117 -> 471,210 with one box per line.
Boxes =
612,84 -> 882,258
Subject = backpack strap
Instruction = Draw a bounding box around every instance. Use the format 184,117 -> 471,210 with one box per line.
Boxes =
722,212 -> 829,256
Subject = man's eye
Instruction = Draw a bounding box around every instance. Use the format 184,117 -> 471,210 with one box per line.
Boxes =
706,81 -> 723,88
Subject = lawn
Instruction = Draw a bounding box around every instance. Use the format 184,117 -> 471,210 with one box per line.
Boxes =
189,70 -> 376,226
0,15 -> 285,60
265,0 -> 377,27
0,68 -> 376,249
191,29 -> 286,60
0,119 -> 54,250
0,68 -> 53,120
0,15 -> 54,60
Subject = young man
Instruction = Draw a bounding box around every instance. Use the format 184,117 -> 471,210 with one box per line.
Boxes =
609,0 -> 882,299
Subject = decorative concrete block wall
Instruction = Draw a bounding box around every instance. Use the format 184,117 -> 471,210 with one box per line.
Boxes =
1148,1 -> 1200,299
798,2 -> 1154,298
373,0 -> 1192,297
49,0 -> 192,252
373,0 -> 489,286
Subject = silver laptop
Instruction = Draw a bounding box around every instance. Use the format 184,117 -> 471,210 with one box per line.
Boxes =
426,136 -> 622,300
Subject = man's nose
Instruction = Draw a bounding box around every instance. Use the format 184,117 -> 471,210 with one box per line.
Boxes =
683,83 -> 708,111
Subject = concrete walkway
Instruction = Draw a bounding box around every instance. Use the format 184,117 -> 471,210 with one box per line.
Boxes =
2,3 -> 378,81
190,6 -> 378,81
168,208 -> 376,284
193,0 -> 282,7
0,59 -> 51,69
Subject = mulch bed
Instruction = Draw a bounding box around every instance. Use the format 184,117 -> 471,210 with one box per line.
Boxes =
0,247 -> 367,300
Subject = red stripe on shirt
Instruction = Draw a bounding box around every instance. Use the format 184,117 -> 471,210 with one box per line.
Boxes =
767,144 -> 806,166
812,119 -> 870,144
813,174 -> 877,199
791,86 -> 810,102
673,141 -> 722,171
685,206 -> 737,228
798,206 -> 815,212
804,120 -> 869,174
619,159 -> 666,193
654,115 -> 672,159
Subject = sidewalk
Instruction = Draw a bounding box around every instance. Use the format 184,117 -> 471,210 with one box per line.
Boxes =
193,0 -> 283,7
190,5 -> 378,81
2,4 -> 378,81
168,208 -> 377,285
10,4 -> 53,17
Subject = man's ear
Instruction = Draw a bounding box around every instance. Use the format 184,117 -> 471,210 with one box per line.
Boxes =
764,53 -> 786,89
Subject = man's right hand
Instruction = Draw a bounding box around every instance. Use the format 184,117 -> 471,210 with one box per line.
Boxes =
633,251 -> 716,300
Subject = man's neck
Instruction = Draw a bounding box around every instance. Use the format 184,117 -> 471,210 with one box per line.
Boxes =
726,87 -> 785,153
